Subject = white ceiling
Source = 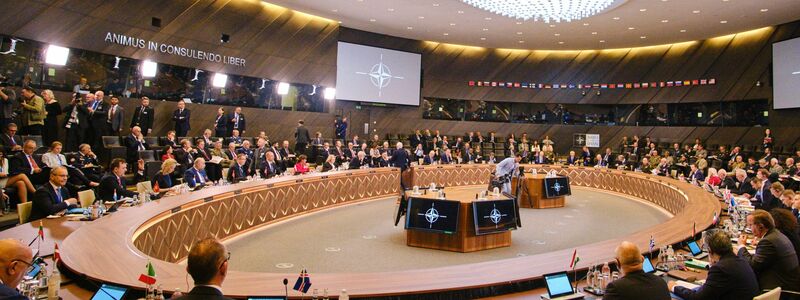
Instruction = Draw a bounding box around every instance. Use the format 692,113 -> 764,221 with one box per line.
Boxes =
265,0 -> 800,50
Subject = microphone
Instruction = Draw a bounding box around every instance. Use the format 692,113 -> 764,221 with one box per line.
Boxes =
283,278 -> 289,299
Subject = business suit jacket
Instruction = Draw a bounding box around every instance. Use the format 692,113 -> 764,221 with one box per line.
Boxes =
62,103 -> 90,129
227,162 -> 250,183
213,114 -> 227,137
184,168 -> 210,188
461,149 -> 474,163
98,174 -> 137,201
130,105 -> 154,134
0,280 -> 27,300
172,286 -> 233,300
738,228 -> 800,291
106,104 -> 124,133
321,162 -> 335,172
0,133 -> 22,152
175,148 -> 197,166
226,113 -> 246,135
30,183 -> 74,221
10,152 -> 41,176
674,253 -> 759,300
152,172 -> 175,190
123,134 -> 149,163
349,157 -> 371,169
390,148 -> 410,171
603,270 -> 670,300
423,156 -> 436,165
295,125 -> 310,144
87,101 -> 109,130
263,160 -> 281,178
172,108 -> 191,135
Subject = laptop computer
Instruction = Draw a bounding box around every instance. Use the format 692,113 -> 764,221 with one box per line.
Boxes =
91,284 -> 127,300
642,256 -> 665,276
687,240 -> 708,259
540,271 -> 585,300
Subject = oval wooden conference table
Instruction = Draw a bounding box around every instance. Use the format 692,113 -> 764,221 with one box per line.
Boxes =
2,164 -> 720,298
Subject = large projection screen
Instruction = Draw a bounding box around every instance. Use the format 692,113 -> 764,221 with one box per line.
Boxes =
773,37 -> 800,109
336,42 -> 422,106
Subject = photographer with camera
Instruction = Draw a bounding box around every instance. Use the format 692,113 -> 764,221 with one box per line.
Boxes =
62,93 -> 89,152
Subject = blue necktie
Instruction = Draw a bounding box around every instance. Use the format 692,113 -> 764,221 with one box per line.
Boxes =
55,187 -> 62,203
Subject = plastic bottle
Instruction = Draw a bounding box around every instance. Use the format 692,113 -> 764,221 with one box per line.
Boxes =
339,289 -> 349,300
156,284 -> 165,300
666,245 -> 676,270
47,265 -> 60,299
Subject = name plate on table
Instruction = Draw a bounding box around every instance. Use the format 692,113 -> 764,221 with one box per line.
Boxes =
543,177 -> 571,198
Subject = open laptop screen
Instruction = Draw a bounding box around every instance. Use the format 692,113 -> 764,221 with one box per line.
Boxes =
687,240 -> 702,256
543,271 -> 574,298
642,257 -> 655,273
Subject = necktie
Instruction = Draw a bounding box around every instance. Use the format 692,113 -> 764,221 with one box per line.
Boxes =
55,187 -> 62,203
27,155 -> 38,173
235,114 -> 239,128
58,155 -> 64,166
196,170 -> 204,184
140,106 -> 145,116
117,176 -> 122,187
237,165 -> 243,177
8,135 -> 15,146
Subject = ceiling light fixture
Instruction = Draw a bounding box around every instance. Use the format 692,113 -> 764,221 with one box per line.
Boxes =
461,0 -> 615,23
720,20 -> 727,23
760,8 -> 768,12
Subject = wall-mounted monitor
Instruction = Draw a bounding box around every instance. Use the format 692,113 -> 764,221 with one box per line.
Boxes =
472,199 -> 518,235
773,37 -> 800,109
405,198 -> 459,234
336,42 -> 422,106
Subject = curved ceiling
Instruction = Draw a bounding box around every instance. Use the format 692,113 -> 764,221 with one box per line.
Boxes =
265,0 -> 800,50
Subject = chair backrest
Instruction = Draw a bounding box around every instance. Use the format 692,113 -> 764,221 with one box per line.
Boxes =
22,135 -> 43,147
17,202 -> 32,224
143,136 -> 159,146
103,136 -> 121,147
78,190 -> 96,208
753,287 -> 781,300
139,150 -> 156,162
136,181 -> 153,194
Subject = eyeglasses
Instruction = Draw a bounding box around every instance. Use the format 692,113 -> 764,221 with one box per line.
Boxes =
219,252 -> 230,269
11,259 -> 34,270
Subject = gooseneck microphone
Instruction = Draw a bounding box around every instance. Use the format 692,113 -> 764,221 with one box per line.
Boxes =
283,278 -> 289,299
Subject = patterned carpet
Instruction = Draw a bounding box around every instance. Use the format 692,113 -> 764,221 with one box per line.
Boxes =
225,186 -> 670,273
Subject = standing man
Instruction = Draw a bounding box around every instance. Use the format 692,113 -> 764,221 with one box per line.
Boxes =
389,142 -> 410,171
335,117 -> 347,142
87,91 -> 109,150
495,153 -> 522,194
173,100 -> 191,137
0,87 -> 15,130
63,94 -> 89,152
294,120 -> 310,156
106,96 -> 124,136
0,239 -> 34,299
130,97 -> 154,136
227,107 -> 245,137
19,87 -> 45,136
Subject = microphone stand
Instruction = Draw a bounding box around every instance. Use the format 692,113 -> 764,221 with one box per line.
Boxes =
283,278 -> 289,300
513,166 -> 524,227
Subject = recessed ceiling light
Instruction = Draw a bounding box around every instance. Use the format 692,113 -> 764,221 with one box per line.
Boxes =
583,23 -> 589,26
591,32 -> 598,35
331,9 -> 338,12
613,17 -> 620,20
432,3 -> 439,6
519,40 -> 525,43
554,33 -> 560,36
640,36 -> 647,39
387,8 -> 394,12
599,40 -> 606,43
450,23 -> 456,26
720,20 -> 727,23
443,33 -> 449,36
457,10 -> 464,14
549,24 -> 556,27
661,0 -> 668,2
760,8 -> 769,12
639,8 -> 647,12
516,22 -> 523,25
338,21 -> 342,24
482,28 -> 489,31
661,19 -> 669,23
558,41 -> 565,44
628,27 -> 635,30
369,18 -> 376,22
480,37 -> 486,40
418,16 -> 425,19
517,31 -> 523,35
693,10 -> 700,13
407,26 -> 413,30
680,29 -> 687,32
484,17 -> 492,20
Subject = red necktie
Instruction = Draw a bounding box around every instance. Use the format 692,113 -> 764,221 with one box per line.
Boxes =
117,176 -> 122,187
27,155 -> 38,171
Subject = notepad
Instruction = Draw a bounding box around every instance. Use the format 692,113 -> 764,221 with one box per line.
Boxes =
672,280 -> 700,291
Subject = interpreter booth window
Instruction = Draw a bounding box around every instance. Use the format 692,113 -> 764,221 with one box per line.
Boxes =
422,98 -> 463,120
510,102 -> 548,124
0,37 -> 40,88
721,99 -> 769,127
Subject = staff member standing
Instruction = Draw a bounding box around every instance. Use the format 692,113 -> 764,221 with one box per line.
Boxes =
106,96 -> 124,136
130,97 -> 154,136
19,87 -> 45,136
495,153 -> 522,194
173,100 -> 191,137
294,120 -> 310,156
213,107 -> 227,137
42,89 -> 62,145
227,107 -> 245,136
335,117 -> 347,141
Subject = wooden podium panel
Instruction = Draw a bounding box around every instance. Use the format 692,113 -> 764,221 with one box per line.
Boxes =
405,188 -> 512,252
511,173 -> 566,209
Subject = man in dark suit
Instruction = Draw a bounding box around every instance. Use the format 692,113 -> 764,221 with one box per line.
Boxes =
0,123 -> 23,153
349,151 -> 371,169
62,95 -> 90,152
123,126 -> 149,168
72,143 -> 102,182
86,91 -> 109,150
750,177 -> 778,210
671,230 -> 759,300
173,238 -> 234,300
461,142 -> 474,164
10,140 -> 46,185
175,139 -> 198,167
250,138 -> 269,176
173,100 -> 191,137
389,142 -> 410,171
604,241 -> 670,300
105,96 -> 124,136
733,169 -> 756,196
98,159 -> 138,201
185,158 -> 210,188
30,167 -> 77,221
263,152 -> 281,178
294,120 -> 310,155
130,97 -> 154,136
737,210 -> 800,291
226,107 -> 246,136
227,154 -> 251,183
0,239 -> 34,299
213,107 -> 227,137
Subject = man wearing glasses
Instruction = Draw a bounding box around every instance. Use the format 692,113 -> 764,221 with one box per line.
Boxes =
174,238 -> 233,300
30,167 -> 77,221
0,238 -> 33,299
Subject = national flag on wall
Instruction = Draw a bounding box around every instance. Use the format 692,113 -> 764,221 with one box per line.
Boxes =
683,80 -> 691,86
692,80 -> 700,85
675,81 -> 683,87
659,82 -> 666,87
468,81 -> 475,86
545,85 -> 551,89
498,82 -> 506,87
708,78 -> 716,84
617,83 -> 624,88
507,82 -> 513,87
667,81 -> 674,87
491,82 -> 497,87
642,83 -> 649,88
634,83 -> 641,88
553,84 -> 560,89
601,84 -> 608,89
592,83 -> 600,88
293,269 -> 312,293
568,84 -> 576,89
625,83 -> 633,88
569,249 -> 580,269
138,261 -> 157,285
514,82 -> 521,88
483,81 -> 490,86
650,82 -> 657,88
700,79 -> 708,85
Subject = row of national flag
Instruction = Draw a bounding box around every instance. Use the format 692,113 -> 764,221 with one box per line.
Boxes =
468,78 -> 716,89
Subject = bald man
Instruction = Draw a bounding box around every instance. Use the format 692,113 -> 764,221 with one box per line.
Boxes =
0,239 -> 34,298
604,241 -> 670,300
174,238 -> 233,300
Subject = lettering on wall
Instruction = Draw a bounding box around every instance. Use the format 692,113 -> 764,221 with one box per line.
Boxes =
104,32 -> 246,67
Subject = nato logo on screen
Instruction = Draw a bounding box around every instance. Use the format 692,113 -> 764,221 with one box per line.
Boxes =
336,42 -> 422,106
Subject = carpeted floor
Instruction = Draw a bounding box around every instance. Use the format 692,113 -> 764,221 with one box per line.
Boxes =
225,187 -> 669,273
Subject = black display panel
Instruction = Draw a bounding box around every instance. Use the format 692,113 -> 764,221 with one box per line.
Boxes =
405,198 -> 460,234
472,199 -> 518,235
543,177 -> 572,198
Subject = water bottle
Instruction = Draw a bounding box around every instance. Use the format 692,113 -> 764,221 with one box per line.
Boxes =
146,285 -> 154,300
156,284 -> 165,300
585,264 -> 595,289
47,265 -> 61,299
666,245 -> 675,270
113,189 -> 118,202
83,206 -> 91,220
323,288 -> 329,300
601,262 -> 610,278
312,289 -> 319,300
339,289 -> 349,300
